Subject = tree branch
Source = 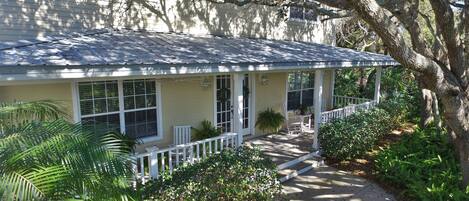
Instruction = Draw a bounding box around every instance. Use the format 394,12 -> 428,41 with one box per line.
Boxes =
429,0 -> 466,86
344,0 -> 460,95
206,0 -> 351,17
380,0 -> 434,60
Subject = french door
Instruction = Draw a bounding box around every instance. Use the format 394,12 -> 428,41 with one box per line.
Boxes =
215,75 -> 233,133
241,74 -> 251,135
215,74 -> 252,135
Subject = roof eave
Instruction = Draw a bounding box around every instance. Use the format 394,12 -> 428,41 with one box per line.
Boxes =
0,60 -> 399,82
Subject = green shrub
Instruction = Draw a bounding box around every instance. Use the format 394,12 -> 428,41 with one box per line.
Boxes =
192,120 -> 221,141
379,94 -> 418,127
375,126 -> 469,201
319,108 -> 392,160
142,147 -> 281,200
256,108 -> 285,133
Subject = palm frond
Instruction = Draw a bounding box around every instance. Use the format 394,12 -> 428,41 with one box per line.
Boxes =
1,166 -> 68,201
0,119 -> 135,200
0,100 -> 67,133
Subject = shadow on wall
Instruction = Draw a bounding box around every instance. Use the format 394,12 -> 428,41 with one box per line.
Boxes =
0,0 -> 335,44
0,0 -> 119,41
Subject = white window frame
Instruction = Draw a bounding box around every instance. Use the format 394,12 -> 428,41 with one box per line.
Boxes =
287,72 -> 315,111
72,79 -> 163,143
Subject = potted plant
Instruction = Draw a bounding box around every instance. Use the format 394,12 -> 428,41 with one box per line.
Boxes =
192,120 -> 222,140
255,108 -> 285,133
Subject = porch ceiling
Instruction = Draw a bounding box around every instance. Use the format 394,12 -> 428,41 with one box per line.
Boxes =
0,29 -> 399,81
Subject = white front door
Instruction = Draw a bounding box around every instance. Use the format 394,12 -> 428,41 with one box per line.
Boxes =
214,74 -> 253,135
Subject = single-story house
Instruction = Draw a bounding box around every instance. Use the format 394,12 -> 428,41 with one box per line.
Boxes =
0,29 -> 398,153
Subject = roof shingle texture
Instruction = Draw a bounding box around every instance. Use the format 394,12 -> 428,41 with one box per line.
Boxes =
0,29 -> 396,67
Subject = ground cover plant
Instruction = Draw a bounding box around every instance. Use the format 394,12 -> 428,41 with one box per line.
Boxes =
375,126 -> 469,201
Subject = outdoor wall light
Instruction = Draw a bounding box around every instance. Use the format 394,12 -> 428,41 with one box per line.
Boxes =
200,77 -> 211,89
260,74 -> 269,85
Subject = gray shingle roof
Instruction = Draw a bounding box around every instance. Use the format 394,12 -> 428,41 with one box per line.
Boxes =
0,29 -> 398,81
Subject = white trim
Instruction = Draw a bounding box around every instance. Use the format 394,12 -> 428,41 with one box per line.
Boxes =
0,61 -> 399,82
374,67 -> 382,103
241,73 -> 253,136
81,111 -> 120,118
71,81 -> 80,123
249,73 -> 256,136
284,72 -> 289,121
212,75 -> 217,126
117,80 -> 126,134
155,81 -> 164,142
232,73 -> 244,145
313,70 -> 324,150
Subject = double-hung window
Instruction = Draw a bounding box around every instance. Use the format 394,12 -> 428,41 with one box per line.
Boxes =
77,79 -> 161,141
289,6 -> 318,22
287,72 -> 315,111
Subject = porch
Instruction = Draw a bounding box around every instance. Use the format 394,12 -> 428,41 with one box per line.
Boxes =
134,92 -> 379,182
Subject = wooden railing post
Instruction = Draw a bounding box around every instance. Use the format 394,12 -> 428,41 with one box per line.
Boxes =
149,148 -> 159,179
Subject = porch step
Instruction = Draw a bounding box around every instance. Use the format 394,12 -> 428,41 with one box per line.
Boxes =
277,152 -> 324,183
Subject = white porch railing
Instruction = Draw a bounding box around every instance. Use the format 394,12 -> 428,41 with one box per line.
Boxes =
133,133 -> 239,183
321,99 -> 377,124
332,95 -> 370,108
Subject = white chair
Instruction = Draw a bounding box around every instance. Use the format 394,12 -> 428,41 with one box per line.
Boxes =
173,125 -> 192,145
287,114 -> 312,135
172,125 -> 193,163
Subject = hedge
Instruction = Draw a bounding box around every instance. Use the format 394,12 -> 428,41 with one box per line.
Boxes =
142,147 -> 281,200
319,108 -> 393,160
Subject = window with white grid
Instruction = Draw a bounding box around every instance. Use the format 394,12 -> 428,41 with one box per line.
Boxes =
79,81 -> 121,132
77,79 -> 161,141
123,79 -> 158,139
287,72 -> 315,111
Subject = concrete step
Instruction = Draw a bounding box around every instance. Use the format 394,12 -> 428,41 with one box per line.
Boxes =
277,153 -> 324,183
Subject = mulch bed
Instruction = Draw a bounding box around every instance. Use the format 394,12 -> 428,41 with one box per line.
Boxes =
325,123 -> 417,201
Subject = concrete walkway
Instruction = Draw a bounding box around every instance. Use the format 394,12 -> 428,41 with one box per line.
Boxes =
280,166 -> 395,201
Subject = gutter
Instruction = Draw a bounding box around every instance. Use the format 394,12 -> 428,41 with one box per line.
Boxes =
0,60 -> 400,82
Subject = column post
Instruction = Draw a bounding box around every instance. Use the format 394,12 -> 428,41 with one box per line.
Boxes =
330,69 -> 336,109
232,73 -> 244,147
374,67 -> 382,103
313,70 -> 324,150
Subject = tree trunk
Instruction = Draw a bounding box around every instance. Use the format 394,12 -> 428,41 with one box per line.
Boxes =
454,135 -> 469,187
358,68 -> 367,95
431,92 -> 441,129
417,79 -> 434,128
440,94 -> 469,186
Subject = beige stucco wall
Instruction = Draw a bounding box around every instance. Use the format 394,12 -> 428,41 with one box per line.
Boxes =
0,82 -> 74,120
0,71 -> 334,150
254,72 -> 287,136
0,0 -> 336,44
323,69 -> 335,110
135,76 -> 214,152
